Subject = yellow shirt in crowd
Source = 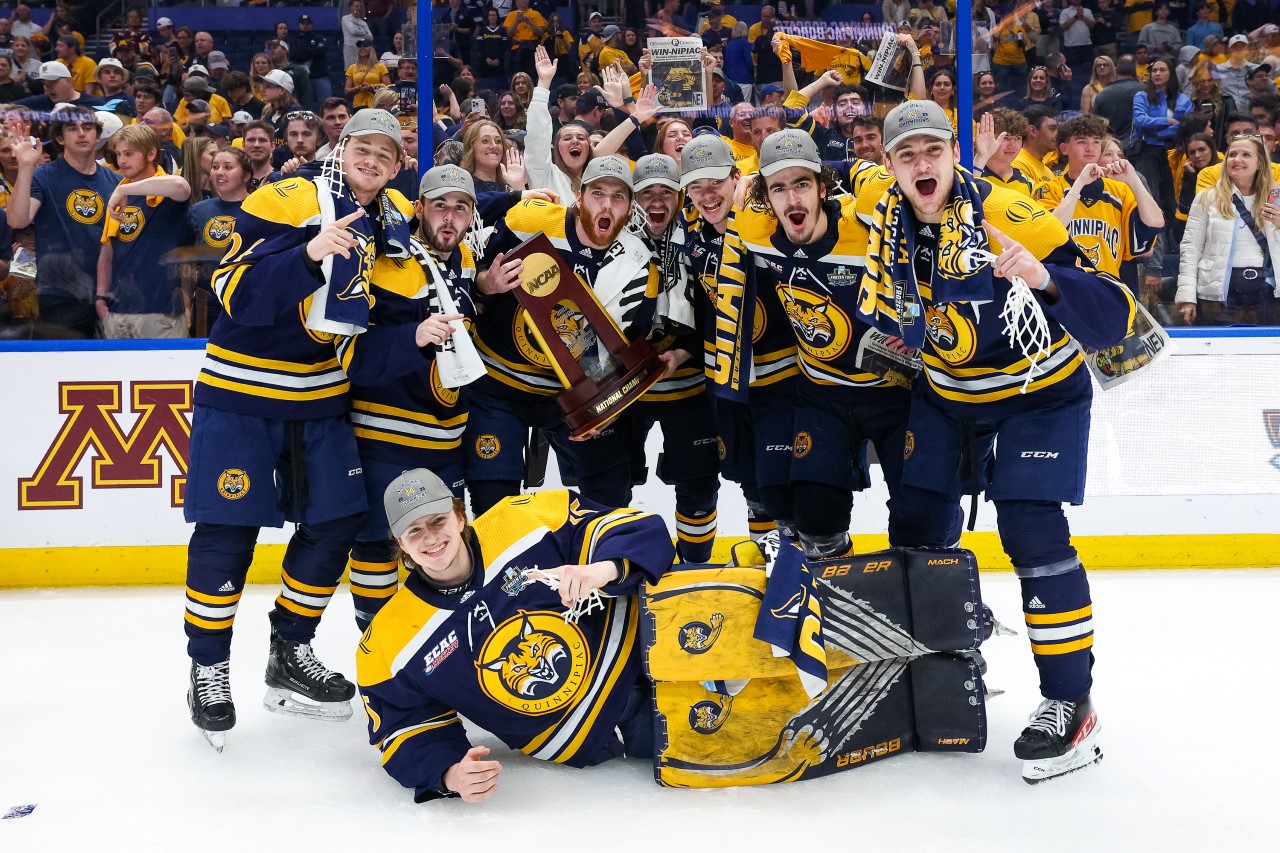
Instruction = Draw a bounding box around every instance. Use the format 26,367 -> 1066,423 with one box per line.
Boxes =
347,63 -> 389,109
504,9 -> 546,44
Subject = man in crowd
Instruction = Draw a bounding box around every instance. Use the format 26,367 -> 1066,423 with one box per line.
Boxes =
1091,55 -> 1143,142
1013,105 -> 1060,201
222,70 -> 264,119
241,120 -> 277,191
319,97 -> 351,157
18,60 -> 104,112
294,13 -> 331,105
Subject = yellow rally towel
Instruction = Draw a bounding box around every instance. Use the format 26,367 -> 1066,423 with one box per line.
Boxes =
101,166 -> 169,243
774,33 -> 872,83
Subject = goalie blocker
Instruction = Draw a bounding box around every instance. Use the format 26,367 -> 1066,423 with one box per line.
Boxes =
641,547 -> 986,788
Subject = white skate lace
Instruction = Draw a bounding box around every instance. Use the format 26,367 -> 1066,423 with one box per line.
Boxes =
294,643 -> 341,684
194,661 -> 232,705
522,568 -> 607,625
1026,698 -> 1074,737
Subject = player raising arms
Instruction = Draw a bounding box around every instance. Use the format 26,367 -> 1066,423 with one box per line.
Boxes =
858,101 -> 1137,783
357,469 -> 674,803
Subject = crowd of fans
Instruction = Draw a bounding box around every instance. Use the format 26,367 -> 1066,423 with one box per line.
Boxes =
0,0 -> 1276,338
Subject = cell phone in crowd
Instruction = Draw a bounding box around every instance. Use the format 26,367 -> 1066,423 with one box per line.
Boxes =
1268,187 -> 1280,206
469,99 -> 487,116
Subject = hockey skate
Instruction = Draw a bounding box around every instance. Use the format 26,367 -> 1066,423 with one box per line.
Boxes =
1015,694 -> 1102,784
188,660 -> 235,752
263,631 -> 355,722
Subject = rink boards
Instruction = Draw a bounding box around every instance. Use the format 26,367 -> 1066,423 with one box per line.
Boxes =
2,332 -> 1279,586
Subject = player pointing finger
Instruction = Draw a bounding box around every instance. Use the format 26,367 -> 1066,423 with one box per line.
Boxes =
306,208 -> 366,262
982,219 -> 1056,297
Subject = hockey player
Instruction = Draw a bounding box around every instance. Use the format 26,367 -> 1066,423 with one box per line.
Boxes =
463,156 -> 656,515
343,164 -> 479,630
357,469 -> 675,803
183,110 -> 453,750
720,128 -> 916,565
679,133 -> 799,549
1038,114 -> 1164,280
858,101 -> 1137,783
623,154 -> 721,563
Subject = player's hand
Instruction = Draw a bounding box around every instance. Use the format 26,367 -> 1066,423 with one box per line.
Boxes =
540,561 -> 617,606
15,135 -> 42,170
982,219 -> 1049,289
480,251 -> 524,295
416,312 -> 464,348
657,348 -> 690,378
520,188 -> 560,204
443,746 -> 501,803
534,44 -> 557,86
305,209 -> 365,262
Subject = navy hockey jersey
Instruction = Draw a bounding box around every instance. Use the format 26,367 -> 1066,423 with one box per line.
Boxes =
356,490 -> 676,802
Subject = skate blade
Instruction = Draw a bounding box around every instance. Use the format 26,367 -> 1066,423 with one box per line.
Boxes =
200,729 -> 226,753
1021,729 -> 1103,784
262,686 -> 353,722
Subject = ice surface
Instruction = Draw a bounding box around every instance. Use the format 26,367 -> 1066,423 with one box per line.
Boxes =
3,570 -> 1278,852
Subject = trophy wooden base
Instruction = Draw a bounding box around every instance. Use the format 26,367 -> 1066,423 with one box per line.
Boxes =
558,339 -> 664,437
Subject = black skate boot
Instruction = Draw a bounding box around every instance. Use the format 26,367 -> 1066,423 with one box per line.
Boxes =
263,630 -> 355,722
1015,694 -> 1102,784
188,660 -> 235,752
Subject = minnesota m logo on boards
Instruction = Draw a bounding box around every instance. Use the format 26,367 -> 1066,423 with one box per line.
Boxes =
19,381 -> 193,510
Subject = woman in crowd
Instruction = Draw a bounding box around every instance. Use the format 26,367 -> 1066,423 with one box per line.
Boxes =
509,72 -> 534,111
1171,117 -> 1219,239
10,37 -> 41,96
1080,55 -> 1115,115
477,9 -> 509,92
258,74 -> 298,144
1134,57 -> 1193,217
528,46 -> 594,196
346,40 -> 390,111
180,147 -> 252,336
272,21 -> 289,51
546,13 -> 578,84
1178,134 -> 1280,326
249,53 -> 273,100
495,92 -> 527,132
926,68 -> 960,132
1019,64 -> 1068,113
0,57 -> 26,103
342,0 -> 375,70
460,119 -> 522,193
1187,61 -> 1238,149
623,27 -> 644,66
974,70 -> 999,114
653,118 -> 694,166
181,136 -> 216,203
381,30 -> 406,69
577,71 -> 601,93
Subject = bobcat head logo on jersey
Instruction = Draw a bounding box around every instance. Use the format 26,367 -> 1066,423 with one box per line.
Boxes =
203,215 -> 236,247
924,304 -> 977,365
689,693 -> 734,735
677,613 -> 725,654
937,197 -> 986,279
114,206 -> 144,241
778,286 -> 851,360
216,468 -> 250,500
66,190 -> 104,224
1081,243 -> 1101,267
477,611 -> 588,715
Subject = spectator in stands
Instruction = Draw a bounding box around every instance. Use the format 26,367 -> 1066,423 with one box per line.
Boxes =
973,71 -> 999,114
250,53 -> 272,99
319,98 -> 352,156
1174,127 -> 1220,235
18,60 -> 103,112
460,119 -> 519,193
1178,133 -> 1280,325
505,0 -> 546,81
6,106 -> 121,338
365,0 -> 402,57
346,40 -> 390,111
173,27 -> 195,69
1019,65 -> 1069,113
181,136 -> 215,201
0,56 -> 25,103
10,5 -> 40,43
701,5 -> 734,45
527,46 -> 593,196
925,69 -> 960,132
883,0 -> 912,27
133,81 -> 161,119
97,124 -> 192,340
223,71 -> 264,121
1134,58 -> 1192,214
654,118 -> 694,166
1219,35 -> 1254,104
581,11 -> 605,70
259,69 -> 299,142
294,14 -> 332,107
0,18 -> 15,57
545,12 -> 577,85
850,115 -> 885,164
268,39 -> 311,109
55,34 -> 95,94
478,9 -> 509,92
510,72 -> 534,111
42,4 -> 82,50
974,107 -> 1034,196
240,121 -> 276,192
343,0 -> 375,71
11,36 -> 39,94
181,147 -> 252,335
495,92 -> 526,132
1058,0 -> 1095,74
1092,55 -> 1145,143
1081,55 -> 1116,115
151,16 -> 174,55
178,74 -> 232,127
192,31 -> 215,71
1091,0 -> 1122,59
991,8 -> 1032,94
1187,4 -> 1224,50
1138,4 -> 1182,63
183,99 -> 213,136
444,0 -> 475,66
1014,105 -> 1060,198
1245,65 -> 1278,111
391,56 -> 418,120
597,27 -> 635,76
1046,52 -> 1076,111
92,57 -> 130,104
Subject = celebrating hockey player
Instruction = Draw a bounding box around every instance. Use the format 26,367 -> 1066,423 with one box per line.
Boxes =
858,100 -> 1138,783
182,110 -> 452,750
357,469 -> 675,802
463,155 -> 656,515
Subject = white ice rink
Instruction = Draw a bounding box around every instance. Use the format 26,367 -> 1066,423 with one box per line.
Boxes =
3,569 -> 1278,852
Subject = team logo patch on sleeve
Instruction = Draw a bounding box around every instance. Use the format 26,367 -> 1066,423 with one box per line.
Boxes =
903,430 -> 915,460
677,613 -> 725,654
475,434 -> 501,459
217,468 -> 250,500
477,611 -> 589,715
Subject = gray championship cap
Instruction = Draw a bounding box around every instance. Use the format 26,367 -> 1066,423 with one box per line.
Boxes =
339,107 -> 404,159
420,164 -> 476,201
581,155 -> 633,190
384,468 -> 456,538
882,100 -> 954,154
757,128 -> 821,178
680,134 -> 736,186
632,154 -> 680,192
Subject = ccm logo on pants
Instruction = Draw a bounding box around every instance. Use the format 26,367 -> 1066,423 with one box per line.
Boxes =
1020,451 -> 1060,458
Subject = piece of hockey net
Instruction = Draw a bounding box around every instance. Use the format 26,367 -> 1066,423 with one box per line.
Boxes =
999,274 -> 1052,394
522,568 -> 607,624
